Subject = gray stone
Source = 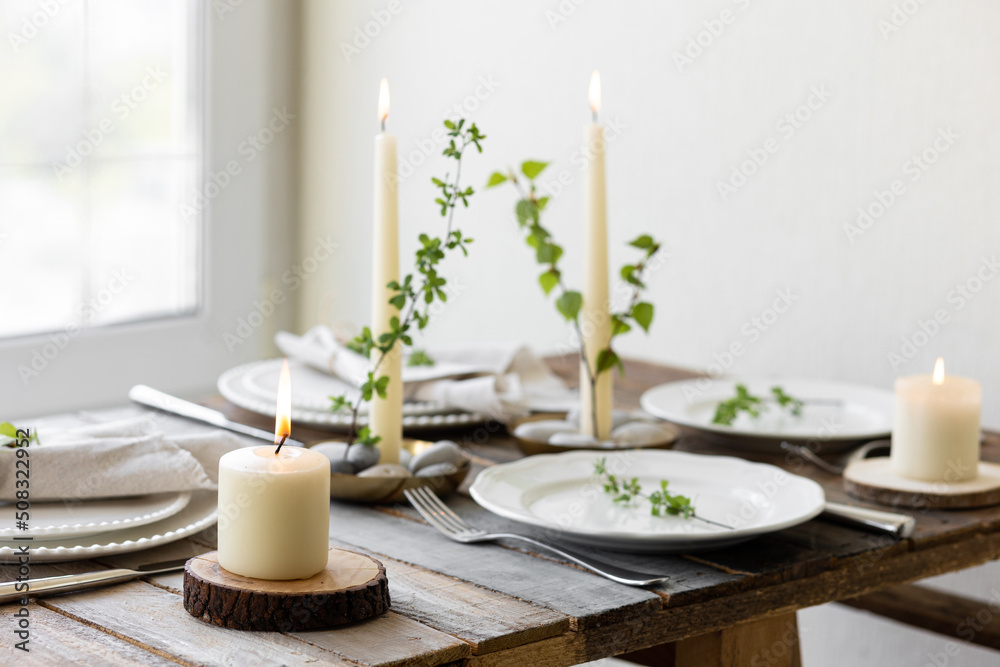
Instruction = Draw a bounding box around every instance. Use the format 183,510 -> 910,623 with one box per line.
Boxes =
347,443 -> 381,472
548,432 -> 600,447
409,440 -> 464,473
415,462 -> 459,477
513,419 -> 577,443
358,463 -> 412,478
310,442 -> 349,464
329,459 -> 356,475
609,421 -> 675,446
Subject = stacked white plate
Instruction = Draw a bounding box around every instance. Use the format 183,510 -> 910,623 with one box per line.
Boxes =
0,490 -> 218,563
218,359 -> 488,430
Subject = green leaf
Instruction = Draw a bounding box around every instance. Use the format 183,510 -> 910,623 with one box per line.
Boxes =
535,242 -> 563,265
515,199 -> 538,226
329,396 -> 350,413
538,269 -> 560,295
374,375 -> 390,399
444,119 -> 456,130
629,234 -> 655,250
611,316 -> 631,336
520,160 -> 549,180
555,291 -> 582,321
0,422 -> 18,439
596,348 -> 622,375
536,196 -> 550,211
407,349 -> 435,367
486,172 -> 507,188
632,302 -> 654,333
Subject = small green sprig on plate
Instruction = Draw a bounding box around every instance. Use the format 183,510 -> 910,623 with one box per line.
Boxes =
593,458 -> 695,519
712,384 -> 804,426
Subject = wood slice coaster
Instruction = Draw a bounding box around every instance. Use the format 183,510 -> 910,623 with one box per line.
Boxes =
183,548 -> 390,631
844,458 -> 1000,510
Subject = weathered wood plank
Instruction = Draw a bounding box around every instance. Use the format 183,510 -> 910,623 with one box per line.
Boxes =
329,500 -> 661,630
289,611 -> 471,667
387,495 -> 744,608
0,604 -> 179,666
839,584 -> 1000,650
329,539 -> 569,655
38,580 -> 361,666
466,529 -> 1000,666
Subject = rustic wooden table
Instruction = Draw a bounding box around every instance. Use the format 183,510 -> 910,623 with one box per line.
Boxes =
3,358 -> 999,666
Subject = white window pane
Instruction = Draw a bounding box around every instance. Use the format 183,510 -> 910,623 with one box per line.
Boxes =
0,0 -> 85,164
87,158 -> 198,326
0,0 -> 201,339
0,167 -> 83,337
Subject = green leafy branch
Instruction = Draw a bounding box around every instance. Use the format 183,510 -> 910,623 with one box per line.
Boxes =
331,119 -> 486,446
711,384 -> 804,426
486,161 -> 661,436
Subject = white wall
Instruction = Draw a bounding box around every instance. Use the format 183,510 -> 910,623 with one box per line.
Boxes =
300,0 -> 1000,430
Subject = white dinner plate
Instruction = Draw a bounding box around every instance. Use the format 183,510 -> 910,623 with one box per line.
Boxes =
640,377 -> 895,452
470,450 -> 826,553
218,359 -> 488,431
0,491 -> 191,539
0,490 -> 218,563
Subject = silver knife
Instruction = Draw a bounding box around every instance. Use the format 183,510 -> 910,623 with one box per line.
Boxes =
821,502 -> 915,538
129,385 -> 306,448
0,558 -> 191,604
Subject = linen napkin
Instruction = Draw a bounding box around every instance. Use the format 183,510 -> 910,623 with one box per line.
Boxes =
0,416 -> 244,502
275,326 -> 577,421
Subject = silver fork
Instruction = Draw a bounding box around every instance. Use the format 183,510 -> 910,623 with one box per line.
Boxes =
403,487 -> 670,587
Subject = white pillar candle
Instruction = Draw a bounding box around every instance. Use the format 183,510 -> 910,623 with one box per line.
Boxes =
369,77 -> 403,464
581,70 -> 613,440
891,358 -> 981,482
217,446 -> 331,580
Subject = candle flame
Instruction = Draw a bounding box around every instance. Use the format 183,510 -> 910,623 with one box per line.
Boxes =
933,357 -> 945,385
588,70 -> 601,115
377,78 -> 390,124
275,358 -> 291,445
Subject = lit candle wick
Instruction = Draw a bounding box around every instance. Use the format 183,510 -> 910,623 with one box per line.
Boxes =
274,434 -> 288,455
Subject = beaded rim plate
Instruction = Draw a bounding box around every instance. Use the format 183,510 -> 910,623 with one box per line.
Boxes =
0,490 -> 218,563
0,492 -> 191,539
218,359 -> 488,431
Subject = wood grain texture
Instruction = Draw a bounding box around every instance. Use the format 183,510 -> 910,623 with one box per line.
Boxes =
343,541 -> 570,654
288,611 -> 472,667
844,458 -> 1000,509
37,580 -> 359,667
840,584 -> 1000,650
184,549 -> 390,631
0,604 -> 178,667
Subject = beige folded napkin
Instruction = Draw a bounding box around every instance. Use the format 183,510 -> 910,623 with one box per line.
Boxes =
0,416 -> 244,502
275,326 -> 577,421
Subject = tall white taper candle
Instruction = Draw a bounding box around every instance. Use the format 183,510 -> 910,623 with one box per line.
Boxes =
581,70 -> 613,439
369,78 -> 402,463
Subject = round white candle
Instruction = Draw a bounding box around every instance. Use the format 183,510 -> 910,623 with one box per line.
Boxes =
369,77 -> 403,464
581,70 -> 613,439
891,359 -> 981,482
218,446 -> 331,580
